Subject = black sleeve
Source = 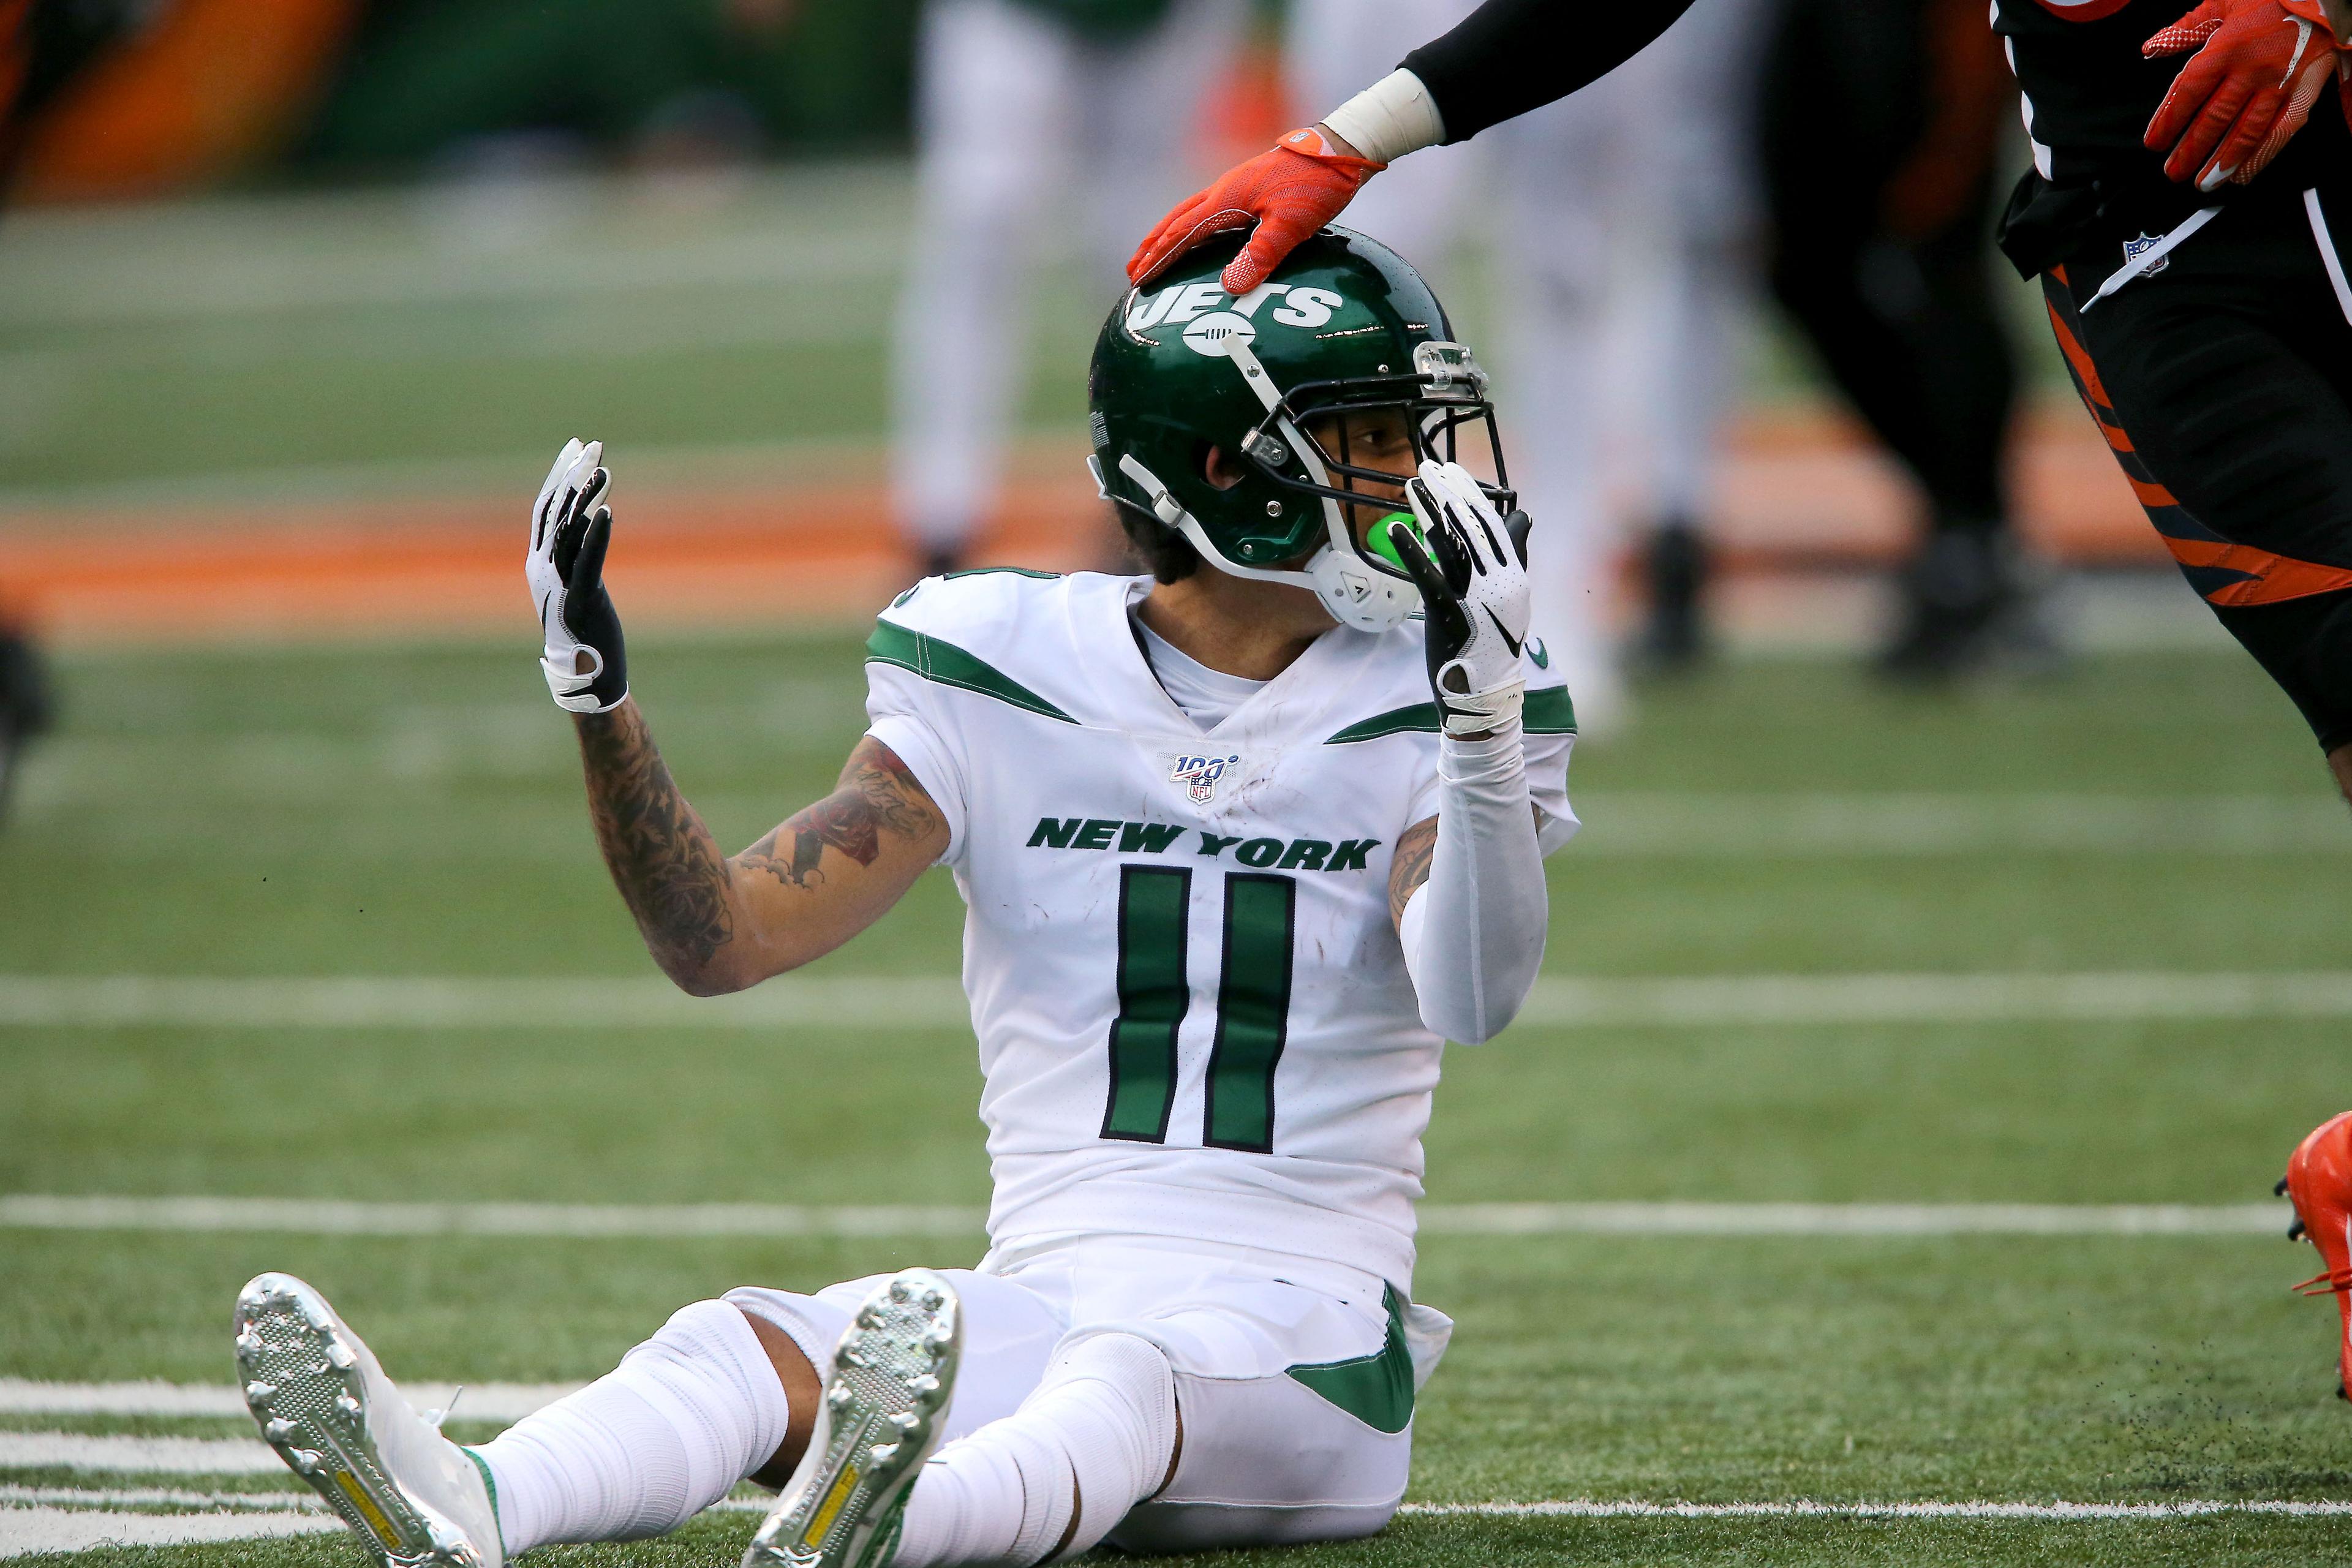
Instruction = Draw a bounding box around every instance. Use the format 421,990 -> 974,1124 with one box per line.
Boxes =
1399,0 -> 1702,144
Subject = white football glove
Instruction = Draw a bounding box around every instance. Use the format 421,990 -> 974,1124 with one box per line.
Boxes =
526,439 -> 628,714
1385,459 -> 1533,737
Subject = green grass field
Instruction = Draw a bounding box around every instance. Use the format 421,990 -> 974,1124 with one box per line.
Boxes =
0,164 -> 2075,505
7,631 -> 2352,1565
0,158 -> 2346,1566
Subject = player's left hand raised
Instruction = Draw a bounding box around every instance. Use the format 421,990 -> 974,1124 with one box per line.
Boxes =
1385,461 -> 1533,739
2144,0 -> 2346,190
526,439 -> 629,714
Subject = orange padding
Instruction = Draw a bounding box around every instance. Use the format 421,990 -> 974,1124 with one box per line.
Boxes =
0,410 -> 2185,644
12,0 -> 359,202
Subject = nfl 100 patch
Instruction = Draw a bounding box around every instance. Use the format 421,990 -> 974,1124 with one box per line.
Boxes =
1168,751 -> 1242,805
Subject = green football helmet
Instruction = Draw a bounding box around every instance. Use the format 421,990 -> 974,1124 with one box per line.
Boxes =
1087,227 -> 1511,632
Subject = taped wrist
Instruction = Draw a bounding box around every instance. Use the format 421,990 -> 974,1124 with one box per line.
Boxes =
1434,660 -> 1523,737
542,646 -> 625,714
1400,725 -> 1548,1044
1271,125 -> 1387,179
1322,69 -> 1446,164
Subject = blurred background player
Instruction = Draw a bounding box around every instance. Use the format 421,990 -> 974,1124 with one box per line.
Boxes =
891,0 -> 1245,578
1277,0 -> 1769,730
298,0 -> 803,176
1762,0 -> 2046,676
0,0 -> 172,822
1137,0 -> 2067,684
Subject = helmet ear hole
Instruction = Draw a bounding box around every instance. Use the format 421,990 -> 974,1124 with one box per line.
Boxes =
1197,439 -> 1246,492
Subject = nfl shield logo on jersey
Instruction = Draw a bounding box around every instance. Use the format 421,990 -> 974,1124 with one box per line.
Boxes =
2122,232 -> 2171,278
1170,753 -> 1241,805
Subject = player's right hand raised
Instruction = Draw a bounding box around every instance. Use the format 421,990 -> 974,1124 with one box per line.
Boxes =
1126,127 -> 1385,295
526,439 -> 629,714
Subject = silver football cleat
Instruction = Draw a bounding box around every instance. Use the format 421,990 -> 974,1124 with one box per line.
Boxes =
743,1269 -> 961,1568
234,1272 -> 505,1568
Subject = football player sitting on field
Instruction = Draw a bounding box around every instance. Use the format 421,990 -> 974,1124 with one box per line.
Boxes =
233,227 -> 1579,1568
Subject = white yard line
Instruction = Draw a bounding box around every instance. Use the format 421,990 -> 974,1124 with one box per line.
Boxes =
0,211 -> 897,328
0,1196 -> 989,1238
10,970 -> 2352,1033
0,974 -> 973,1031
0,1487 -> 313,1511
10,1482 -> 2350,1522
0,1381 -> 578,1421
0,1197 -> 2286,1240
6,1491 -> 2348,1560
1515,971 -> 2352,1028
1421,1202 -> 2286,1235
0,1433 -> 283,1475
0,1508 -> 337,1556
1573,793 -> 2352,858
1393,1499 -> 2352,1519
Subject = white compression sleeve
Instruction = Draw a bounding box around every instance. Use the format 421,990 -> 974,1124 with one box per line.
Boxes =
1321,69 -> 1446,165
1399,725 -> 1548,1044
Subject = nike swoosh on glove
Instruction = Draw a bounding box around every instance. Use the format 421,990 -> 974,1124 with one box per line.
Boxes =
525,438 -> 628,714
2145,0 -> 2346,190
1386,460 -> 1534,739
1125,127 -> 1384,295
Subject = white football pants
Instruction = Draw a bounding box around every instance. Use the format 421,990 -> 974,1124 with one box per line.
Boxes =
1287,0 -> 1771,733
892,0 -> 1244,557
731,1234 -> 1452,1555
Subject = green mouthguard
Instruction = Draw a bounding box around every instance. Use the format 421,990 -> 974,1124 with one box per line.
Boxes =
1365,510 -> 1425,572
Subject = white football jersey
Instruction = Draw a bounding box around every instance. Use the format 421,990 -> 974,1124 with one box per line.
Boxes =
864,570 -> 1577,1291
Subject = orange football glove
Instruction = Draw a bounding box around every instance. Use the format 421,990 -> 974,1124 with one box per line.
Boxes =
2144,0 -> 2346,189
1125,127 -> 1385,294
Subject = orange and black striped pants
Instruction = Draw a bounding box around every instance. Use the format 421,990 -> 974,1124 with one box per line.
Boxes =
2043,183 -> 2352,752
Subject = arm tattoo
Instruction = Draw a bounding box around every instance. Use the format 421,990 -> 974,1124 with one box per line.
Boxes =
1389,816 -> 1439,930
737,737 -> 942,892
575,704 -> 735,983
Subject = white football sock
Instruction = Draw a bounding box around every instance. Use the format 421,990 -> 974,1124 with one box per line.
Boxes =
892,1332 -> 1175,1568
470,1299 -> 788,1553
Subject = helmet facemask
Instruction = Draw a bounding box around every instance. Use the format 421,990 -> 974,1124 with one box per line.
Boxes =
1107,331 -> 1510,633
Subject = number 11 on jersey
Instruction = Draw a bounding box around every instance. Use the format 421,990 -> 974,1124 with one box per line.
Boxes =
1101,865 -> 1297,1153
